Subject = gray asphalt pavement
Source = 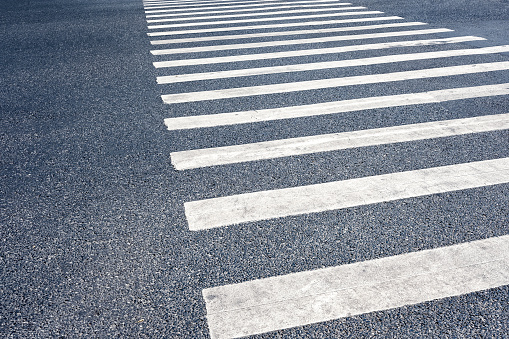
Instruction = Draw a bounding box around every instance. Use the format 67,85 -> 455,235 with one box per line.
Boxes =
1,0 -> 508,337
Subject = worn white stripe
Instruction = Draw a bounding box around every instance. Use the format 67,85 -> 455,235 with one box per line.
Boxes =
171,113 -> 509,170
144,0 -> 253,4
145,0 -> 294,5
162,62 -> 509,104
163,83 -> 509,130
204,234 -> 509,339
143,0 -> 253,1
158,41 -> 501,84
144,0 -> 273,2
150,22 -> 427,45
146,3 -> 351,18
145,0 -> 276,9
144,0 -> 219,5
146,2 -> 352,11
145,0 -> 344,14
147,6 -> 366,23
144,0 -> 342,6
148,11 -> 383,29
144,0 -> 242,2
154,36 -> 473,68
151,28 -> 450,55
147,16 -> 403,37
186,157 -> 509,230
145,0 -> 210,4
144,0 -> 239,3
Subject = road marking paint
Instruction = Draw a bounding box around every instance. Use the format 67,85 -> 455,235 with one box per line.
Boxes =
170,113 -> 509,170
203,234 -> 509,338
161,62 -> 509,104
150,22 -> 427,45
144,0 -> 254,4
157,40 -> 502,84
144,0 -> 286,1
147,11 -> 384,29
146,3 -> 352,18
144,0 -> 342,6
185,157 -> 509,230
144,0 -> 297,5
147,6 -> 367,23
144,0 -> 234,3
147,16 -> 403,37
150,28 -> 451,55
153,36 -> 473,68
163,83 -> 509,129
145,0 -> 346,14
145,0 -> 280,9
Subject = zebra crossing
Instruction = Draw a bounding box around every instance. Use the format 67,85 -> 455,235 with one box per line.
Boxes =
143,0 -> 509,337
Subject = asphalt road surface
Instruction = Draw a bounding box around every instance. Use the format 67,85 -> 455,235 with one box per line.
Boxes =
1,0 -> 508,337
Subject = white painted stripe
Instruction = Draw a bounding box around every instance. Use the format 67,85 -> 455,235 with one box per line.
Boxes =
144,0 -> 234,2
145,0 -> 345,14
146,3 -> 351,18
153,36 -> 474,68
147,11 -> 383,29
150,22 -> 427,45
145,2 -> 344,12
158,41 -> 503,84
144,0 -> 274,2
161,62 -> 509,104
145,0 -> 238,3
145,0 -> 207,3
144,0 -> 342,6
147,16 -> 403,37
186,157 -> 509,230
150,28 -> 451,55
144,0 -> 341,3
163,83 -> 509,130
171,113 -> 509,170
145,0 -> 276,9
204,234 -> 509,339
145,1 -> 217,4
143,0 -> 254,1
144,0 -> 250,4
144,0 -> 291,5
147,6 -> 367,23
